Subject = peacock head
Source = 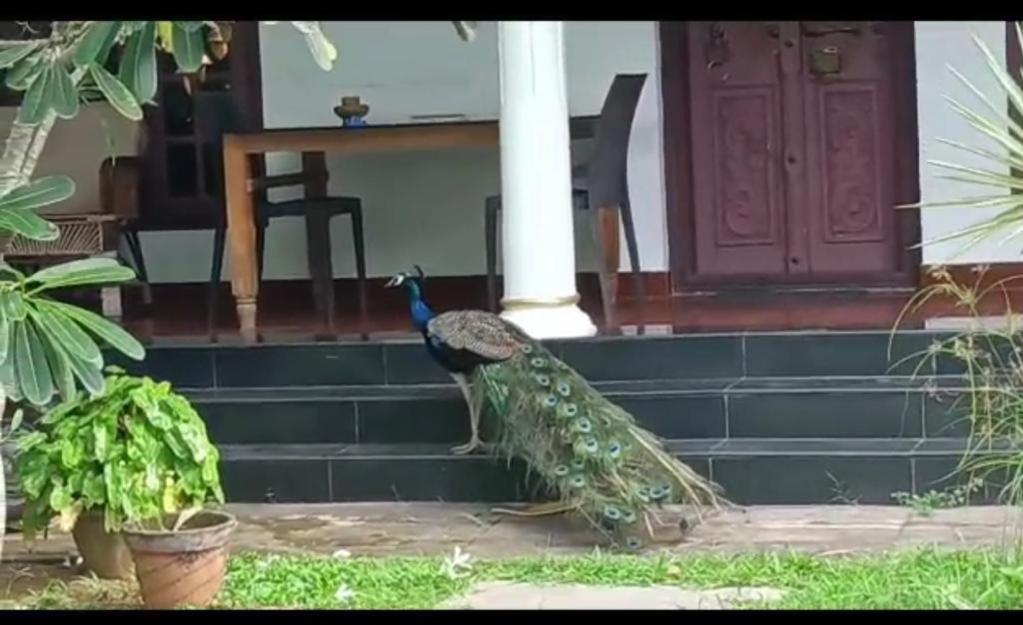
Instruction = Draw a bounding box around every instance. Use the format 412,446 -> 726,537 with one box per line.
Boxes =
386,265 -> 426,293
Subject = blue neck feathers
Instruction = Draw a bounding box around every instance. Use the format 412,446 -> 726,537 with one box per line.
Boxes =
405,280 -> 435,331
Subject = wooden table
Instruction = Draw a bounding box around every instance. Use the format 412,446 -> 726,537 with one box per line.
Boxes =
222,118 -> 597,342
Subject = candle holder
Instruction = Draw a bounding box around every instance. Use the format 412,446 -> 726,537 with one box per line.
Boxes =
333,96 -> 370,127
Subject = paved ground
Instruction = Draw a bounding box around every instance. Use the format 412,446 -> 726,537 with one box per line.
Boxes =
5,502 -> 1022,561
2,503 -> 1021,608
439,583 -> 787,610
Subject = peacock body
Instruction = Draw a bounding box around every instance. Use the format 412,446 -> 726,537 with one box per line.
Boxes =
388,267 -> 724,548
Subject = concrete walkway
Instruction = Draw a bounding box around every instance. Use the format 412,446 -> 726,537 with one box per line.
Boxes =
4,503 -> 1022,561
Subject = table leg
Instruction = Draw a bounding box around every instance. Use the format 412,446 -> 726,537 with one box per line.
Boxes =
302,151 -> 335,338
223,135 -> 260,343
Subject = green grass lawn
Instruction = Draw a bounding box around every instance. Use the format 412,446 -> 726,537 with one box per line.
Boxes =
13,547 -> 1023,610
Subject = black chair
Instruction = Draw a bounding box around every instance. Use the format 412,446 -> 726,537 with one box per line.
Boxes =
484,73 -> 647,323
197,91 -> 368,336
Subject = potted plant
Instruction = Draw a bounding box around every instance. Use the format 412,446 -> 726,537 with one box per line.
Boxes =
15,370 -> 230,607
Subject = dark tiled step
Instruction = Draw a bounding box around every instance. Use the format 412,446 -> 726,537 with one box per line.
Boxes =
108,330 -> 968,389
186,377 -> 974,446
217,438 -> 1015,507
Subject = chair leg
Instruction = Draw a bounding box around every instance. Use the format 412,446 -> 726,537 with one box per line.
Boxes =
619,195 -> 645,305
485,197 -> 500,312
305,211 -> 335,336
208,226 -> 227,334
123,228 -> 153,306
256,223 -> 267,280
590,205 -> 620,329
350,208 -> 368,320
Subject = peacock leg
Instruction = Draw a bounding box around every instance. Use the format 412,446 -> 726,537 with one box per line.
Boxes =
450,373 -> 482,455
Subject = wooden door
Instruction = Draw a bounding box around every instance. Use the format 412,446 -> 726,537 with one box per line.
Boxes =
663,21 -> 919,287
139,22 -> 264,231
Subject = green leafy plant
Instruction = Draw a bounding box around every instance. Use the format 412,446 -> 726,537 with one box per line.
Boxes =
15,371 -> 223,539
904,22 -> 1023,252
890,25 -> 1023,513
892,267 -> 1023,509
891,478 -> 984,517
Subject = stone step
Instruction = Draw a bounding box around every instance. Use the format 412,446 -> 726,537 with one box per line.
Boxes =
216,438 -> 1010,507
108,330 -> 964,389
185,376 -> 972,446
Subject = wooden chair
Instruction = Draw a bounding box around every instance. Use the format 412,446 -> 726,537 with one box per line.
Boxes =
483,73 -> 647,324
196,91 -> 368,337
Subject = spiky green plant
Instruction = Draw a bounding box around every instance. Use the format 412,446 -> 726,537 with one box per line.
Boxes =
905,23 -> 1023,253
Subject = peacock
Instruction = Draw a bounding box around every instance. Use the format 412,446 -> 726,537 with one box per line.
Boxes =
387,266 -> 725,548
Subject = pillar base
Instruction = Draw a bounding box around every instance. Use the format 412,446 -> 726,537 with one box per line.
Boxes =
500,300 -> 597,339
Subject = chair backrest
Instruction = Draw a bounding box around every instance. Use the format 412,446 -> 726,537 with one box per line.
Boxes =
585,73 -> 647,209
193,90 -> 248,195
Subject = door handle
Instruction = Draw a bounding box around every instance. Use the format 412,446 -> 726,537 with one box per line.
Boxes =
705,22 -> 730,70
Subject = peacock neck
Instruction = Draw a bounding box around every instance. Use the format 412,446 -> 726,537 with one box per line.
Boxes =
406,281 -> 435,332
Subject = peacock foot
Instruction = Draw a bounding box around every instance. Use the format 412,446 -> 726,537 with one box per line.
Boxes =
450,438 -> 483,455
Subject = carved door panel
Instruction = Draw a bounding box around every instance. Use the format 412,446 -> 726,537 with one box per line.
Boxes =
686,21 -> 789,277
799,21 -> 899,278
683,21 -> 907,284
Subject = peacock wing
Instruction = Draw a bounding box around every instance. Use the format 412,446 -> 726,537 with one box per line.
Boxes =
426,310 -> 528,361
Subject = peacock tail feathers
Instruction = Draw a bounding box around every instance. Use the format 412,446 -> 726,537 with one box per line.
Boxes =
470,335 -> 725,549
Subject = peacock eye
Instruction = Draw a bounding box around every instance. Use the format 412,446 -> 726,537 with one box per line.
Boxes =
521,344 -> 533,354
542,394 -> 558,407
625,537 -> 643,550
569,475 -> 586,489
608,441 -> 622,458
635,487 -> 650,502
622,510 -> 637,524
562,403 -> 578,417
534,374 -> 551,387
573,418 -> 592,434
603,505 -> 622,521
530,358 -> 547,369
557,382 -> 571,396
571,459 -> 585,471
553,465 -> 570,477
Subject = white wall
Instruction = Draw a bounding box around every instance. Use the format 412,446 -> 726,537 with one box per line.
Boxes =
916,21 -> 1015,265
240,20 -> 666,283
0,104 -> 139,215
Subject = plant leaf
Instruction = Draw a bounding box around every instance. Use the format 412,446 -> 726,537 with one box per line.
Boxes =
64,348 -> 105,396
73,21 -> 118,67
0,301 -> 9,366
29,300 -> 102,365
2,290 -> 27,322
118,22 -> 157,104
171,23 -> 206,72
0,42 -> 40,70
31,310 -> 79,403
5,51 -> 43,90
14,318 -> 54,407
28,257 -> 136,291
45,300 -> 145,361
0,209 -> 59,242
90,64 -> 142,121
50,63 -> 79,119
17,62 -> 55,125
0,175 -> 75,211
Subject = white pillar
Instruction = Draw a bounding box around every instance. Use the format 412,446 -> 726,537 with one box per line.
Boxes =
497,21 -> 597,339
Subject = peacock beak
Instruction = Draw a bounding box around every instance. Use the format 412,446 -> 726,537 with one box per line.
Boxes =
385,274 -> 404,288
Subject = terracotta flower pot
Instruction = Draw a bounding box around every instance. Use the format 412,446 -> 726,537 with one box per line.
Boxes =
123,510 -> 236,609
71,510 -> 135,580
